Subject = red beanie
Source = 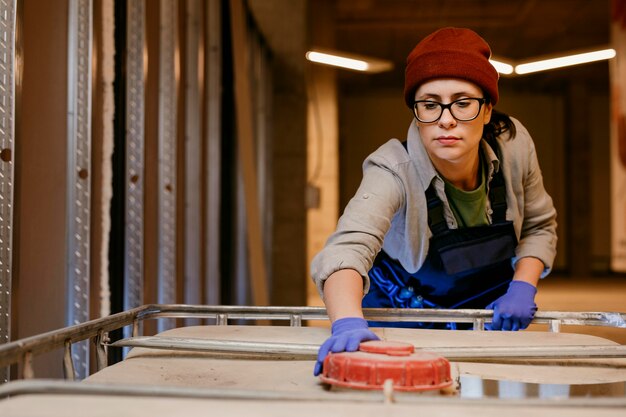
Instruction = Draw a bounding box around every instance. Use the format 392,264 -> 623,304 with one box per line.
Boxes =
404,27 -> 499,108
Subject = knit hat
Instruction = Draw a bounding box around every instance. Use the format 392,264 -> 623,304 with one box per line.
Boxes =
404,27 -> 499,108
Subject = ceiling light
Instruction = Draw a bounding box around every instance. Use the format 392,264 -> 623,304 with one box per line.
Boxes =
489,58 -> 514,75
515,48 -> 616,75
305,49 -> 393,73
306,51 -> 368,71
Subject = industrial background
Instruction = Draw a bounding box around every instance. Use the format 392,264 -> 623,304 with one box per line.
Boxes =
0,0 -> 625,381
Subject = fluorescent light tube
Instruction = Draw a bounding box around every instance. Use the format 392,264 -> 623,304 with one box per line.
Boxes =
305,49 -> 393,73
515,48 -> 616,74
305,46 -> 614,77
489,59 -> 514,75
306,51 -> 369,71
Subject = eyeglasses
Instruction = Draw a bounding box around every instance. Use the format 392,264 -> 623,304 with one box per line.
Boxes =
412,98 -> 487,123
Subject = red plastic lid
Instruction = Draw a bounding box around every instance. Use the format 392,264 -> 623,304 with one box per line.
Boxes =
320,340 -> 452,392
358,340 -> 415,356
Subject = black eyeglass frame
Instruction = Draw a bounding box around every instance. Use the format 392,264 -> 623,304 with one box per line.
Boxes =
412,97 -> 488,123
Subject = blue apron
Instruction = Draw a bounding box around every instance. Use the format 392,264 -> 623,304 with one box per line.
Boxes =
362,140 -> 517,329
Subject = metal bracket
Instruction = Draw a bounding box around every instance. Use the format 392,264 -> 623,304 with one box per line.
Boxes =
0,0 -> 17,384
66,0 -> 93,380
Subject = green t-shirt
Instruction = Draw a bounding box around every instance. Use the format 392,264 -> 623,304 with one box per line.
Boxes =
443,158 -> 489,228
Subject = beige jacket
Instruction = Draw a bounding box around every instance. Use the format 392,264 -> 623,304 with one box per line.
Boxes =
311,118 -> 558,297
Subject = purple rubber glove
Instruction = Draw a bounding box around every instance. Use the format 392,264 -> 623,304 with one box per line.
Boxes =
313,317 -> 379,376
486,281 -> 538,331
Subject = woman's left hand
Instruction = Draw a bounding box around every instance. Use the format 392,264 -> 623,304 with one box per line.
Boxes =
486,280 -> 537,331
313,317 -> 379,376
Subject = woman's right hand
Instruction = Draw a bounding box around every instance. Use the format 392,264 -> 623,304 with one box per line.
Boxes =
313,317 -> 379,376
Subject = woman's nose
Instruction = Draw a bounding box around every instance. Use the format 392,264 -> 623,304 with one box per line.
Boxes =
438,107 -> 456,128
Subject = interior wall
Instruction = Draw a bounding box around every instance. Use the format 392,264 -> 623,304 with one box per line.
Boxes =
339,90 -> 412,210
15,0 -> 69,378
496,89 -> 567,271
590,93 -> 612,271
142,0 -> 160,336
304,0 -> 339,307
249,0 -> 308,306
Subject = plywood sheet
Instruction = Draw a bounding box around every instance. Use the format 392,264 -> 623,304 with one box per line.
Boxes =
84,326 -> 626,387
3,326 -> 626,416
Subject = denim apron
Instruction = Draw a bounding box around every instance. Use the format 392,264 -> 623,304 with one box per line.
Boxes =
362,140 -> 517,329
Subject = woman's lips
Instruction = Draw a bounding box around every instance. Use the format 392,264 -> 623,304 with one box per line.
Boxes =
436,136 -> 461,145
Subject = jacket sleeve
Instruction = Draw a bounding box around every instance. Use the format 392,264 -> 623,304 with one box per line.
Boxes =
310,156 -> 405,298
510,122 -> 558,277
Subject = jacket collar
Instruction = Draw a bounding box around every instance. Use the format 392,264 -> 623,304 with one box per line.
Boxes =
406,121 -> 500,191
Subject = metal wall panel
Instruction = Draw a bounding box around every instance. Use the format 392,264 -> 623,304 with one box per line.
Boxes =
0,0 -> 16,384
66,0 -> 93,379
184,0 -> 202,322
124,0 -> 145,316
157,0 -> 177,332
252,31 -> 272,292
204,0 -> 221,306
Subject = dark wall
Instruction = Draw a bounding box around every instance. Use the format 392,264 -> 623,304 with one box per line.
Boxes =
15,0 -> 69,378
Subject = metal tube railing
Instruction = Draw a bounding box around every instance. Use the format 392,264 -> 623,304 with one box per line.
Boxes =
2,379 -> 626,408
0,304 -> 624,378
0,305 -> 149,370
109,336 -> 626,361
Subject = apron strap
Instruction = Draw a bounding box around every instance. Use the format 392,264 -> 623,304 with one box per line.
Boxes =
425,185 -> 449,234
401,139 -> 508,232
487,158 -> 507,224
484,135 -> 507,224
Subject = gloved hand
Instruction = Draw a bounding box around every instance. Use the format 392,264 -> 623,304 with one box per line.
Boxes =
313,317 -> 379,376
486,281 -> 537,331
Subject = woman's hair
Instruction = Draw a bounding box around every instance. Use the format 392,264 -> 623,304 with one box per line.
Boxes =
483,108 -> 516,142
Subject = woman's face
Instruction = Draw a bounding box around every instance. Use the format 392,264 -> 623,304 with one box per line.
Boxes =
414,78 -> 492,166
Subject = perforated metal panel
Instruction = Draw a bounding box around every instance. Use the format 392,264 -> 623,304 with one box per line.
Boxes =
157,0 -> 177,332
66,0 -> 92,380
0,0 -> 16,384
124,0 -> 145,315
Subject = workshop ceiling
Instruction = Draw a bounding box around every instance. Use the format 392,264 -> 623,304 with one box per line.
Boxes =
331,0 -> 611,92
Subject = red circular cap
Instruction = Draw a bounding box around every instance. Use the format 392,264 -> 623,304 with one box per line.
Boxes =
358,340 -> 415,356
320,340 -> 452,392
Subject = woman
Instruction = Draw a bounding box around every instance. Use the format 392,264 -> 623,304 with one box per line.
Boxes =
310,27 -> 557,376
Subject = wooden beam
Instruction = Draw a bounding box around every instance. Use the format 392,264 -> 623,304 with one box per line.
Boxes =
229,0 -> 269,306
